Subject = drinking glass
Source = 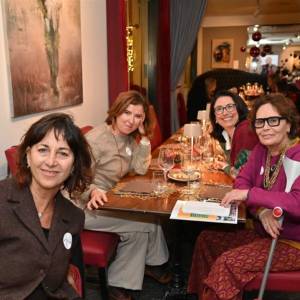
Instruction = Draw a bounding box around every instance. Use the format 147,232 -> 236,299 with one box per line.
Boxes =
181,151 -> 198,195
158,147 -> 175,183
152,171 -> 166,195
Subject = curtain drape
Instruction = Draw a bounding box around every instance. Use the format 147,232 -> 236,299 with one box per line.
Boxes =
106,0 -> 128,105
156,0 -> 171,139
170,0 -> 207,132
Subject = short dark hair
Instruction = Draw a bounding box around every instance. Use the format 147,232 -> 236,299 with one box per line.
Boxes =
250,93 -> 300,139
16,113 -> 93,198
210,90 -> 249,142
105,90 -> 151,137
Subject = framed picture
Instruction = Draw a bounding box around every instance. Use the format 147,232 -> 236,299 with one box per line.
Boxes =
211,39 -> 234,68
4,0 -> 82,117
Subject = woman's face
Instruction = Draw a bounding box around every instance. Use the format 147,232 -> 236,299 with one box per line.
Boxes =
114,104 -> 145,136
214,96 -> 239,131
27,129 -> 75,194
255,103 -> 291,153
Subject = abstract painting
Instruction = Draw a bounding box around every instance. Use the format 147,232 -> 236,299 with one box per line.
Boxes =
4,0 -> 82,117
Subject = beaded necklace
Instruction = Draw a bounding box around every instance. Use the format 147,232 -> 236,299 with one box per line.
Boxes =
263,149 -> 286,190
263,138 -> 300,190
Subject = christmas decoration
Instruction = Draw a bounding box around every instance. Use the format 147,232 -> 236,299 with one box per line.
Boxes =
252,31 -> 262,42
250,46 -> 260,57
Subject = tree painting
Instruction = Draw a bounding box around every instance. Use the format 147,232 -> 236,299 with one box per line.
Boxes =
4,0 -> 82,117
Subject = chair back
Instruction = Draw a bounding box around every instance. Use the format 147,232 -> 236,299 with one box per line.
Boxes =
5,146 -> 18,177
80,125 -> 94,135
68,264 -> 83,297
149,105 -> 163,151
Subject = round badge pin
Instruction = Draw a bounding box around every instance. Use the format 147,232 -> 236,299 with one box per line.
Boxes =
126,147 -> 132,156
260,166 -> 264,175
63,232 -> 72,250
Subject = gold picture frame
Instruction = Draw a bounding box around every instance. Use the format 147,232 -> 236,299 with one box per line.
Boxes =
211,39 -> 234,69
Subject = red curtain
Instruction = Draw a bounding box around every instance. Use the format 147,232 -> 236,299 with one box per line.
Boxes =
156,0 -> 171,139
106,0 -> 128,105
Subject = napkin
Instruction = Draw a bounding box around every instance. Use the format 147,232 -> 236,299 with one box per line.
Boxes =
116,178 -> 154,195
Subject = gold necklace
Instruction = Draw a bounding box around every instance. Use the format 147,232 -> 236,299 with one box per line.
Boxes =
263,147 -> 287,190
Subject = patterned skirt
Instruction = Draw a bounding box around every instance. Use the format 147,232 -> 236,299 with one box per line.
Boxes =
187,229 -> 300,300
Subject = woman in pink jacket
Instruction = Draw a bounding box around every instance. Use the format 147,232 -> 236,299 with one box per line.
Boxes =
188,93 -> 300,300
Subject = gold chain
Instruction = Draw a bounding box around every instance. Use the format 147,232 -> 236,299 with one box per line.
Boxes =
263,148 -> 286,190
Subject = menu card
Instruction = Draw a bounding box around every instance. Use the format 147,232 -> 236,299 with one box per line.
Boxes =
170,199 -> 238,224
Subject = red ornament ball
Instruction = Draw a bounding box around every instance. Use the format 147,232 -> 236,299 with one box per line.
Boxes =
260,51 -> 266,57
250,46 -> 260,57
240,46 -> 246,52
252,31 -> 262,42
263,44 -> 272,53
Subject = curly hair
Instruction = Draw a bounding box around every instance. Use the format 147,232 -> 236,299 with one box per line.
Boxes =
16,113 -> 94,199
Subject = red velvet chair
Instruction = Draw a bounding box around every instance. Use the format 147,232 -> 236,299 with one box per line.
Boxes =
5,145 -> 18,177
68,264 -> 83,297
244,270 -> 300,294
149,105 -> 163,151
80,230 -> 119,299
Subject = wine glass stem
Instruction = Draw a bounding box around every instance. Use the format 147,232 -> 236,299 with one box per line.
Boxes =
164,170 -> 167,182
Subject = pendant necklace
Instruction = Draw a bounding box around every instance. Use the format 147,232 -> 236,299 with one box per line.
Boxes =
38,199 -> 54,219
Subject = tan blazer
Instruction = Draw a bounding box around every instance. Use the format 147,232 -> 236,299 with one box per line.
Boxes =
0,179 -> 84,300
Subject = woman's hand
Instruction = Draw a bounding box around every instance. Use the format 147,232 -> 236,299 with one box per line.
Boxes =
86,188 -> 108,210
259,209 -> 282,239
221,189 -> 249,207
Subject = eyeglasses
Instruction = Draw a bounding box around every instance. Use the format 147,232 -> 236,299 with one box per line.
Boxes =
214,103 -> 236,115
254,116 -> 286,128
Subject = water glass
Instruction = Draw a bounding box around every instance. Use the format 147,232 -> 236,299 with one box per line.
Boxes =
152,171 -> 166,195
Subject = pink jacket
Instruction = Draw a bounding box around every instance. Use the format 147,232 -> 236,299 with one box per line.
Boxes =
234,142 -> 300,241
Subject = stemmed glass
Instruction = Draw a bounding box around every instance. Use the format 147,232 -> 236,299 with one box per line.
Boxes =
181,151 -> 198,195
158,147 -> 175,185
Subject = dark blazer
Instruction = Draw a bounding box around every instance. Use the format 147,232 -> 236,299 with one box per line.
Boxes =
0,178 -> 84,300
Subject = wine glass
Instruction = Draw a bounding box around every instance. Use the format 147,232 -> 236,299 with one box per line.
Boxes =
181,151 -> 198,195
158,147 -> 175,184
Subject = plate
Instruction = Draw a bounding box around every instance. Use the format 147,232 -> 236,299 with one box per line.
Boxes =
168,169 -> 200,182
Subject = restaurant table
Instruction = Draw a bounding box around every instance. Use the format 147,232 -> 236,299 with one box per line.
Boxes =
102,170 -> 246,222
101,130 -> 246,221
97,133 -> 246,299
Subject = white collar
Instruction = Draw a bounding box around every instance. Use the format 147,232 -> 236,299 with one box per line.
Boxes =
222,130 -> 231,150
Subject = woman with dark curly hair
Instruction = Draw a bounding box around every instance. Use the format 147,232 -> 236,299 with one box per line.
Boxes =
209,90 -> 258,174
188,94 -> 300,300
0,113 -> 93,299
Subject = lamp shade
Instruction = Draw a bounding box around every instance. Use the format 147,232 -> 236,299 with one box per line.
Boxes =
197,110 -> 207,121
183,123 -> 202,137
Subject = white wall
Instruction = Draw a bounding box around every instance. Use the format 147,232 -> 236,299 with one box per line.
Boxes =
0,0 -> 109,179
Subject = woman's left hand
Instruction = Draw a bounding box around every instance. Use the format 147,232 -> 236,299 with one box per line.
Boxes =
259,209 -> 282,239
221,189 -> 249,207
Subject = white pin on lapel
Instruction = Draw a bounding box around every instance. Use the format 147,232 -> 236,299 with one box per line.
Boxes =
63,232 -> 72,250
260,166 -> 264,175
126,147 -> 132,156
